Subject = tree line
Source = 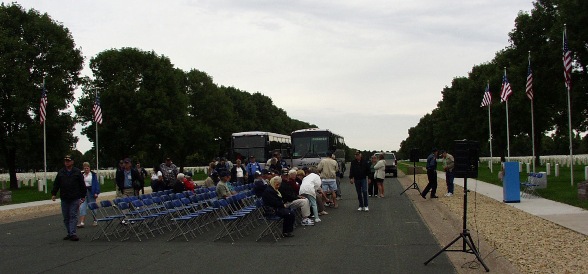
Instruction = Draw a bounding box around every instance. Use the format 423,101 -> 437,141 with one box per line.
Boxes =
0,3 -> 321,189
398,0 -> 588,161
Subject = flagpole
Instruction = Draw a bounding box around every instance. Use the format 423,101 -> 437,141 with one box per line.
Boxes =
529,52 -> 536,173
95,119 -> 99,174
504,68 -> 510,161
43,79 -> 47,194
487,81 -> 493,173
564,24 -> 574,186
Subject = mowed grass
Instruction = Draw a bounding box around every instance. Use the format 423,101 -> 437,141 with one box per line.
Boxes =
398,161 -> 588,210
1,171 -> 208,205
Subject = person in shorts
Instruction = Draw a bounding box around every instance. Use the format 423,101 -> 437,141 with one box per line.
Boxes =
317,153 -> 339,208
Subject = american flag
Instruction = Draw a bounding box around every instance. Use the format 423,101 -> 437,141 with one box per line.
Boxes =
39,83 -> 47,124
563,29 -> 572,91
93,93 -> 103,124
480,83 -> 492,107
500,72 -> 513,102
526,61 -> 533,100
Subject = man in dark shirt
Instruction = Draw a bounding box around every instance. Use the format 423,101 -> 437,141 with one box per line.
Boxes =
51,155 -> 86,241
349,151 -> 371,212
421,148 -> 439,199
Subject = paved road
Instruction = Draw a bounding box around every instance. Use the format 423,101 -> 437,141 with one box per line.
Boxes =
0,177 -> 455,274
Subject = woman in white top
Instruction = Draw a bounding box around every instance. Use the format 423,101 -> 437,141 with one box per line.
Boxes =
77,162 -> 100,228
230,159 -> 247,185
373,154 -> 387,197
151,165 -> 164,192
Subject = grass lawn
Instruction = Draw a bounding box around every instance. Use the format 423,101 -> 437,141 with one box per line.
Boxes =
1,170 -> 208,205
398,161 -> 588,210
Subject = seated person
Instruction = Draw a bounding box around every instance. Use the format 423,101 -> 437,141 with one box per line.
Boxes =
173,173 -> 187,193
279,170 -> 314,226
215,171 -> 232,199
204,171 -> 219,188
262,176 -> 296,237
182,172 -> 195,192
253,170 -> 269,197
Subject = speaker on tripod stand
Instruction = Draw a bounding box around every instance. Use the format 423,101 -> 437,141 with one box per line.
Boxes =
401,148 -> 421,195
424,140 -> 489,272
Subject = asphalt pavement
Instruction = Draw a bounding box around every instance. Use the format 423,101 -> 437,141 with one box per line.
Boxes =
0,177 -> 455,274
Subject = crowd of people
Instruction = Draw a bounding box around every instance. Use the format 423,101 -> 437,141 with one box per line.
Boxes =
50,149 -> 456,241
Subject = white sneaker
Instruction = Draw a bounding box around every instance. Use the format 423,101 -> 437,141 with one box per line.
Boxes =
357,207 -> 364,211
445,193 -> 453,197
364,207 -> 369,212
314,218 -> 321,223
301,218 -> 315,226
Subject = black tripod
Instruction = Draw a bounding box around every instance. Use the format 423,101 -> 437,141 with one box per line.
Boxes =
400,160 -> 421,195
424,177 -> 490,272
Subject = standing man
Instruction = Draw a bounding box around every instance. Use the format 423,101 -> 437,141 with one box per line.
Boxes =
160,157 -> 178,190
135,161 -> 148,195
246,155 -> 262,184
317,152 -> 339,208
441,150 -> 455,196
421,148 -> 439,199
116,158 -> 142,197
51,155 -> 86,241
349,151 -> 371,212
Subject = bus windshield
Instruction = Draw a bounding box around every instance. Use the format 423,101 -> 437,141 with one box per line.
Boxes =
292,136 -> 330,158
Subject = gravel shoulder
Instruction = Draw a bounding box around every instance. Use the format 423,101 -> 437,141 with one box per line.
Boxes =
398,171 -> 588,274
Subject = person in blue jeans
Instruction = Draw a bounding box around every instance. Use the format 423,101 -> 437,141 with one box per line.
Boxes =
349,151 -> 371,211
51,155 -> 86,241
421,148 -> 439,199
441,150 -> 455,196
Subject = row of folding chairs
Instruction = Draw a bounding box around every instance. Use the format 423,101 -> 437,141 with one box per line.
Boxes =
88,187 -> 263,242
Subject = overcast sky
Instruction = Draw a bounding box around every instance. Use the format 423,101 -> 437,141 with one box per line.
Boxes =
11,0 -> 535,153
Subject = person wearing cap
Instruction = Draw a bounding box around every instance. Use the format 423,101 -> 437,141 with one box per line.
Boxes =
349,151 -> 371,211
215,171 -> 232,199
51,155 -> 86,241
421,148 -> 440,199
115,158 -> 143,197
160,157 -> 178,190
246,155 -> 262,184
254,169 -> 270,197
441,150 -> 455,197
317,152 -> 339,208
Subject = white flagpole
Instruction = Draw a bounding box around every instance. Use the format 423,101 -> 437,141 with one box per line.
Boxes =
95,91 -> 100,174
504,68 -> 510,161
487,81 -> 493,173
564,24 -> 574,186
95,119 -> 99,173
43,79 -> 47,194
529,52 -> 536,173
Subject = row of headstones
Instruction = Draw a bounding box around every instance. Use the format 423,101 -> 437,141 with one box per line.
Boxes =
0,166 -> 209,192
486,161 -> 588,180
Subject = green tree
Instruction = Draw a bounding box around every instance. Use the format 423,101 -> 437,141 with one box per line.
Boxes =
76,48 -> 187,168
0,4 -> 83,189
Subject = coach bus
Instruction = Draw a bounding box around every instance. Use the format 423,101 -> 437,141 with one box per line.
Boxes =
290,128 -> 346,169
231,131 -> 291,166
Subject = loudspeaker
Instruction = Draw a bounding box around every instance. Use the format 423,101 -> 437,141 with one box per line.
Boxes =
410,148 -> 419,163
453,140 -> 479,178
